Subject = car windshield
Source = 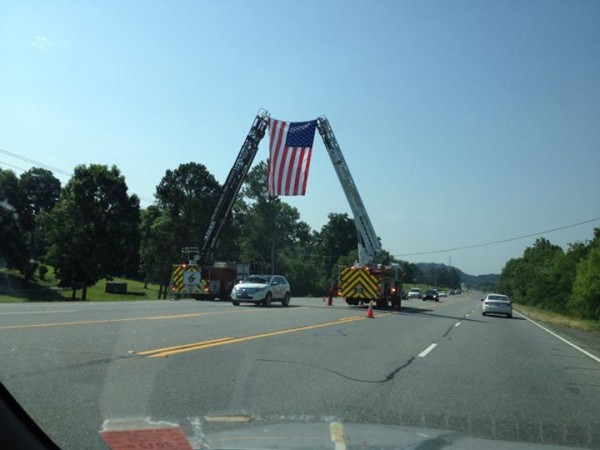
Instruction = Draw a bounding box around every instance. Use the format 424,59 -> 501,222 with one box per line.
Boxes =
1,2 -> 599,450
245,276 -> 271,284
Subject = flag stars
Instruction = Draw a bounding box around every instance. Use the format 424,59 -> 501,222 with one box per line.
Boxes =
286,121 -> 317,147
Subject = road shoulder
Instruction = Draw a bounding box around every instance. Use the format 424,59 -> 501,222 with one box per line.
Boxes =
515,307 -> 600,362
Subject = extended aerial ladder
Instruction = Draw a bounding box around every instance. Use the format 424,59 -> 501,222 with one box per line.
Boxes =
316,116 -> 382,266
169,110 -> 270,300
170,111 -> 400,306
317,116 -> 402,308
199,109 -> 270,266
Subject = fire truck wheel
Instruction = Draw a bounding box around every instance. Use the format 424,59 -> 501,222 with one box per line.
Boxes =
282,293 -> 290,307
264,293 -> 272,307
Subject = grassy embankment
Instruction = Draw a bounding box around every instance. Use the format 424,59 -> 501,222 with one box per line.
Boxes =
0,267 -> 160,302
514,303 -> 600,333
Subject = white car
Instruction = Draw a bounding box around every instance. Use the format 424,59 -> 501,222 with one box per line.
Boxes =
481,293 -> 512,318
438,290 -> 447,298
231,275 -> 291,307
407,288 -> 422,299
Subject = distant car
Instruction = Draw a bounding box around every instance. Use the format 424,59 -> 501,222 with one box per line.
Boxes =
438,290 -> 447,298
481,293 -> 512,318
407,288 -> 422,299
231,275 -> 291,307
422,289 -> 439,302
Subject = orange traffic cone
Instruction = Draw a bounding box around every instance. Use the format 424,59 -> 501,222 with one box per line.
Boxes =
366,300 -> 374,318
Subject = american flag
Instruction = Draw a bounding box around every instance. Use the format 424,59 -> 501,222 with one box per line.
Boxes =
267,119 -> 317,196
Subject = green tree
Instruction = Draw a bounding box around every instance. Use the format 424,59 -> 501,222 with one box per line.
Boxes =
336,249 -> 359,270
278,242 -> 323,296
45,164 -> 140,300
19,168 -> 62,260
38,264 -> 49,280
239,199 -> 307,274
238,162 -> 310,274
569,230 -> 600,319
0,169 -> 29,274
418,264 -> 469,290
499,237 -> 583,312
521,238 -> 565,310
155,162 -> 221,261
499,257 -> 527,302
400,262 -> 423,285
139,206 -> 178,298
316,212 -> 358,280
442,266 -> 462,289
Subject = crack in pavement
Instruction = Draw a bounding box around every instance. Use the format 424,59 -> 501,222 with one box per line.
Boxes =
258,357 -> 416,384
258,307 -> 478,384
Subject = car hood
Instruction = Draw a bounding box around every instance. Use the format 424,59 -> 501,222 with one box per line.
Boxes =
234,282 -> 268,289
100,416 -> 575,450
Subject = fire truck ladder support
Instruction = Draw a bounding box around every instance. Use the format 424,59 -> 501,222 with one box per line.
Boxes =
316,116 -> 382,266
199,109 -> 270,265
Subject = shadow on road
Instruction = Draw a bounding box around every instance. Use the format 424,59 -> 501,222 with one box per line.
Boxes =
335,304 -> 487,324
483,314 -> 526,321
233,304 -> 305,309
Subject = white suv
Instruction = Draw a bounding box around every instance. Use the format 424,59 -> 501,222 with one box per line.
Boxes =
407,288 -> 422,299
231,275 -> 291,307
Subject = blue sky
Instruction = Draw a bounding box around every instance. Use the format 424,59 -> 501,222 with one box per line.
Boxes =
1,1 -> 599,275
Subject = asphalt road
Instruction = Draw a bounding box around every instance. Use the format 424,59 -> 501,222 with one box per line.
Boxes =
1,293 -> 599,449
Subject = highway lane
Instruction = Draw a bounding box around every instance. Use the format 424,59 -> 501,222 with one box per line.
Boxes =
1,293 -> 599,449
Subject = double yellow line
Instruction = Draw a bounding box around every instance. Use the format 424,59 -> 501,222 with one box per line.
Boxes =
135,315 -> 370,358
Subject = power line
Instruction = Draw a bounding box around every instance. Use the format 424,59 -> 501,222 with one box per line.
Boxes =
395,216 -> 600,257
3,147 -> 598,252
0,161 -> 28,172
0,147 -> 155,204
0,147 -> 72,177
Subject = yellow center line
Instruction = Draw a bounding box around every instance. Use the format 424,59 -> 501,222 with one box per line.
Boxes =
337,316 -> 362,322
134,337 -> 235,356
138,314 -> 375,358
0,308 -> 304,331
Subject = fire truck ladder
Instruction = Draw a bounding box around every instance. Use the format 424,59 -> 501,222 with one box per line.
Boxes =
198,109 -> 270,265
316,116 -> 382,266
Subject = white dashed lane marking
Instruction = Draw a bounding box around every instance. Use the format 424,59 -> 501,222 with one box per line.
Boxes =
418,343 -> 438,358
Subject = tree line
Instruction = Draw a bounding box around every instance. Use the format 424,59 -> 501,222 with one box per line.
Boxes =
498,232 -> 600,320
411,263 -> 462,290
1,161 -> 433,300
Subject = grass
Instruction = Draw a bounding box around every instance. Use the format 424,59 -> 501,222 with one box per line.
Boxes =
0,267 -> 161,302
514,303 -> 600,333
